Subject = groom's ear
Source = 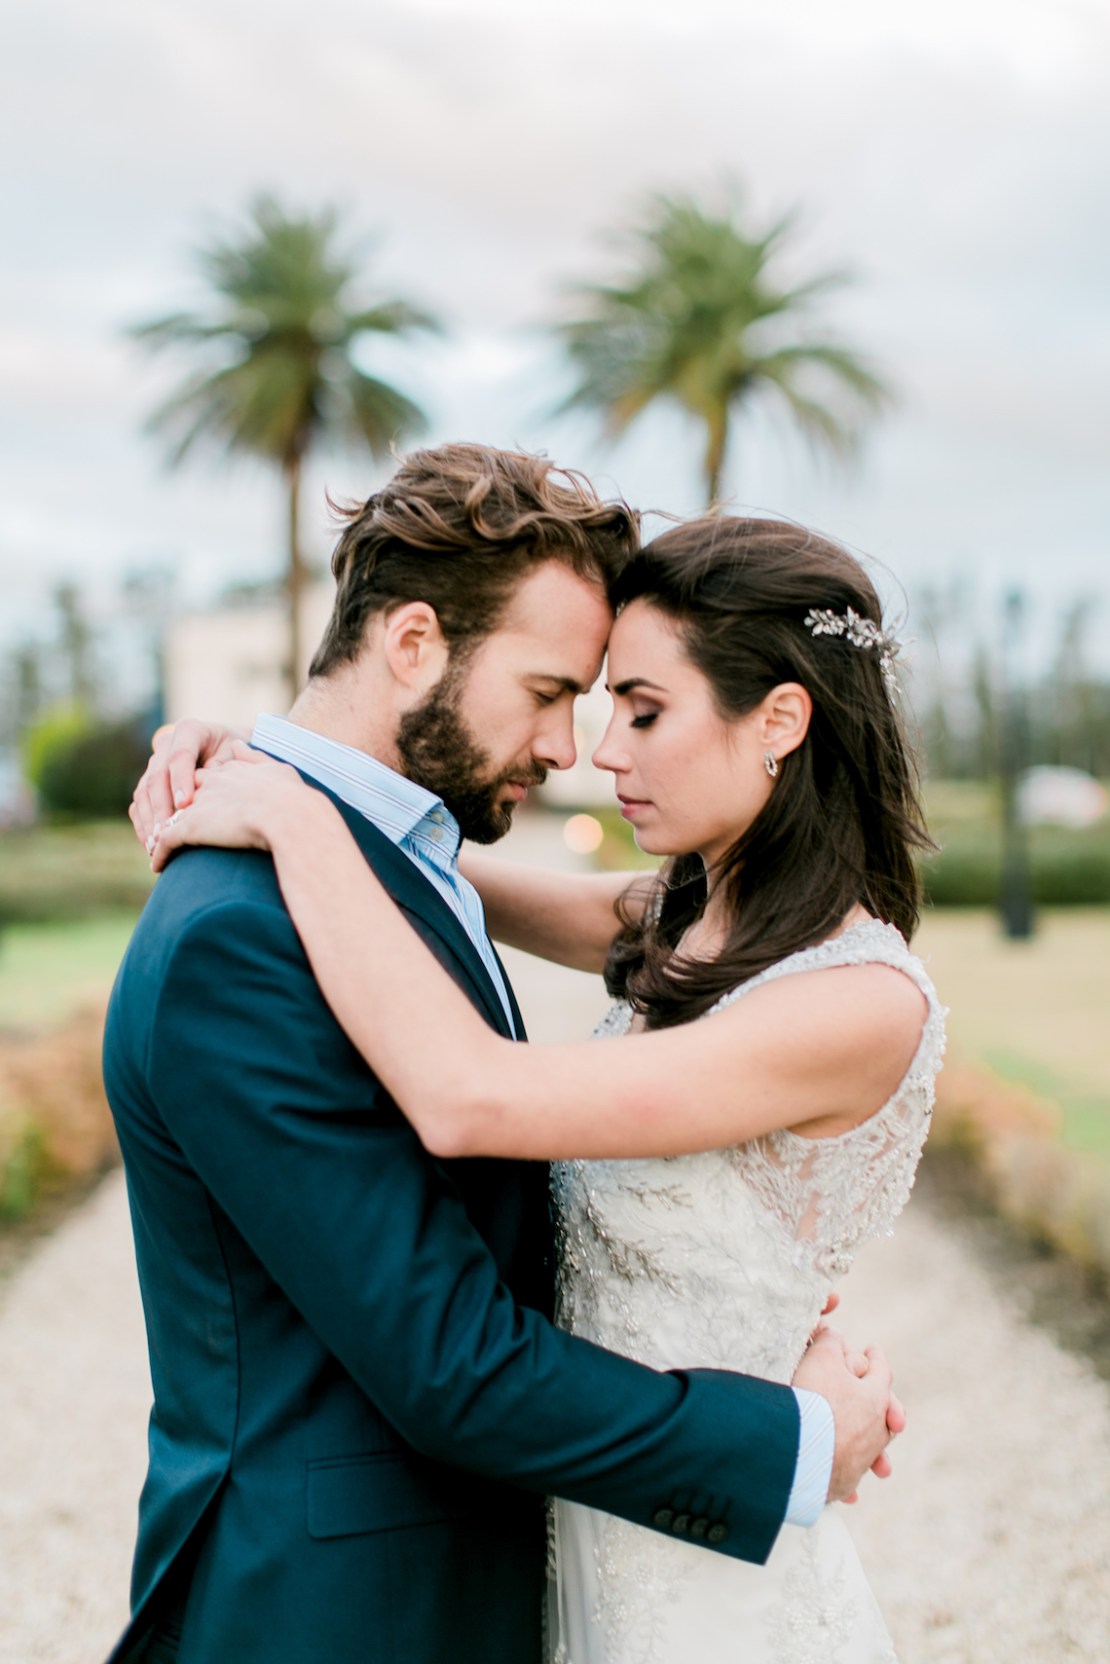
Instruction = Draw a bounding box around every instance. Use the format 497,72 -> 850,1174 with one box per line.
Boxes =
381,601 -> 451,694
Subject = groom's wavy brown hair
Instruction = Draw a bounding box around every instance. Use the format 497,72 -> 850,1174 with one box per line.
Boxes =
605,516 -> 936,1029
309,443 -> 639,676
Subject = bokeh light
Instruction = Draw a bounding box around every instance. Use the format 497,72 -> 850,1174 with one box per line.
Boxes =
562,813 -> 604,854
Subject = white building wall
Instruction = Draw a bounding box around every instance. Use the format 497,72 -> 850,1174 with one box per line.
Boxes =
164,585 -> 334,729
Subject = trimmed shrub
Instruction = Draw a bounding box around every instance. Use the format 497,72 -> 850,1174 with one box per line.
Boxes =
923,826 -> 1110,907
32,715 -> 151,820
0,1005 -> 118,1224
930,1060 -> 1110,1288
21,704 -> 91,799
0,823 -> 153,924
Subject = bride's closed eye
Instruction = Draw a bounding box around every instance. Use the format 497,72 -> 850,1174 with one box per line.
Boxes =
630,712 -> 658,729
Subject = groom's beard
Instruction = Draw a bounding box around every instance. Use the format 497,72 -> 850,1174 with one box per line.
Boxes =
396,664 -> 548,845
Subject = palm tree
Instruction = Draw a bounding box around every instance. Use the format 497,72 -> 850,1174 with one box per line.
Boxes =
554,190 -> 890,505
133,196 -> 440,693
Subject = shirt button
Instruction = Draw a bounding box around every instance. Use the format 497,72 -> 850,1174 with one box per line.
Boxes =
671,1513 -> 691,1535
652,1508 -> 674,1530
707,1522 -> 729,1544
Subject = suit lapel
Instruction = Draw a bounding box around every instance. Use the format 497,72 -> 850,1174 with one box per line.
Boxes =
300,775 -> 518,1041
491,943 -> 527,1041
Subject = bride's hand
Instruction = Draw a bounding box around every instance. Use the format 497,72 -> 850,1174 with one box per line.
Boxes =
148,744 -> 307,872
131,717 -> 248,847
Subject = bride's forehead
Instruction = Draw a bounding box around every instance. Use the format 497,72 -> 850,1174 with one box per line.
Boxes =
608,602 -> 689,669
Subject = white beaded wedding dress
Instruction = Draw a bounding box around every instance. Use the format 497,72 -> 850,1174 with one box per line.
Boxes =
548,919 -> 946,1664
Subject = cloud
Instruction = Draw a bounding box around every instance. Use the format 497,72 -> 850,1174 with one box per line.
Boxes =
1,0 -> 1108,659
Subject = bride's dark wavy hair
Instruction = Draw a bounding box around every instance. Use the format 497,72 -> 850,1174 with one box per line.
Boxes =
604,516 -> 935,1030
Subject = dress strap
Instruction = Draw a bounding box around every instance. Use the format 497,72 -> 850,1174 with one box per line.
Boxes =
709,918 -> 945,1033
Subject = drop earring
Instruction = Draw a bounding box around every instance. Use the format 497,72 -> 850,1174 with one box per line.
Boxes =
764,751 -> 779,779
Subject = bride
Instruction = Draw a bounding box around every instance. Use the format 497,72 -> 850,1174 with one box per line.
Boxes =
148,514 -> 944,1663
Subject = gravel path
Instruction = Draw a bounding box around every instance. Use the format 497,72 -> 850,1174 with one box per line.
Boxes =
4,826 -> 1109,1662
0,1169 -> 149,1664
6,1147 -> 1109,1664
836,1202 -> 1110,1661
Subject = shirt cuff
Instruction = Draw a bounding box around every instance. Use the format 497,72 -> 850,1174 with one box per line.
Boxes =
784,1388 -> 835,1527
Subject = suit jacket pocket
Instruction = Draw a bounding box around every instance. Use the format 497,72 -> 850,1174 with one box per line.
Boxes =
306,1451 -> 471,1540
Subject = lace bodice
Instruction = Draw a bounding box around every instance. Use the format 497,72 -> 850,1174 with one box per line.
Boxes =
552,920 -> 946,1386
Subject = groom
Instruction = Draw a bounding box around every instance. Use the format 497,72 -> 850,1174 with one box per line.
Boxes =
110,443 -> 899,1664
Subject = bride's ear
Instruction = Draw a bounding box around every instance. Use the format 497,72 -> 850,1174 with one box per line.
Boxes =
381,601 -> 450,694
760,683 -> 812,760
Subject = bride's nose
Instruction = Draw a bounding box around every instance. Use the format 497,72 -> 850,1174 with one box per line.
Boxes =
592,719 -> 627,775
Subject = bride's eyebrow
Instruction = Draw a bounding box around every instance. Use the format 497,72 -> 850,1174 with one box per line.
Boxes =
607,677 -> 668,696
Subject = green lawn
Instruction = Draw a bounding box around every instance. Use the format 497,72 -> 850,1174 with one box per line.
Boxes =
915,908 -> 1110,1158
0,910 -> 139,1030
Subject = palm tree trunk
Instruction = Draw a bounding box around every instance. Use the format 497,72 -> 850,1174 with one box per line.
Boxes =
285,452 -> 305,701
703,404 -> 729,507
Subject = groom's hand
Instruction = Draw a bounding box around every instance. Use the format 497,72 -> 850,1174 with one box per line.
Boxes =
130,718 -> 246,846
792,1327 -> 903,1505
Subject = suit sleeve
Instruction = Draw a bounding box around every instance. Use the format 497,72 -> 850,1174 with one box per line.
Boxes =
148,895 -> 800,1565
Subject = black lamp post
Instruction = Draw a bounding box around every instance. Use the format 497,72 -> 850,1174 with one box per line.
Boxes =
998,587 -> 1035,940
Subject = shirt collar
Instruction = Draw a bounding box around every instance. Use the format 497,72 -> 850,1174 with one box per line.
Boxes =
250,714 -> 461,862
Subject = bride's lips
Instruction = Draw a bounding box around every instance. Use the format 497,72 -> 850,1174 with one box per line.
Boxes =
617,794 -> 651,820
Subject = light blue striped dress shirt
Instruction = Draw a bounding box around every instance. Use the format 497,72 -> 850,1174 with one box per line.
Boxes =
252,713 -> 833,1528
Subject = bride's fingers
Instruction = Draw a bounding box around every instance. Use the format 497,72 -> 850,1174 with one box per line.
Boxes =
149,776 -> 234,867
867,1388 -> 905,1481
149,756 -> 286,873
149,808 -> 193,873
885,1391 -> 906,1438
196,738 -> 261,774
133,725 -> 207,845
129,791 -> 151,847
149,802 -> 216,873
144,724 -> 178,826
131,759 -> 168,847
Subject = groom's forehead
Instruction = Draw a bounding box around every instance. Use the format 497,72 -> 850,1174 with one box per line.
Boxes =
492,561 -> 611,659
511,624 -> 610,692
501,558 -> 612,613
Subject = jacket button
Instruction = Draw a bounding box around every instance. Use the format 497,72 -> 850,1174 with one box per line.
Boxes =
707,1522 -> 729,1544
690,1516 -> 709,1538
672,1513 -> 691,1534
652,1508 -> 674,1530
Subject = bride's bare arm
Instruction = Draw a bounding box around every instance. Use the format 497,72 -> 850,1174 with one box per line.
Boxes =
155,756 -> 927,1163
458,851 -> 653,972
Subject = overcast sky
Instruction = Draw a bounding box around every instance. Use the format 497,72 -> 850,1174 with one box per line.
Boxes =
2,0 -> 1108,676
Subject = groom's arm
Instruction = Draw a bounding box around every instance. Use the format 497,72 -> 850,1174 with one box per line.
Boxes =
148,888 -> 884,1562
458,852 -> 653,973
785,1394 -> 835,1525
149,889 -> 797,1563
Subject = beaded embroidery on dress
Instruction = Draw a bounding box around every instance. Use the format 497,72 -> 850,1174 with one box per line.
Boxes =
548,919 -> 945,1664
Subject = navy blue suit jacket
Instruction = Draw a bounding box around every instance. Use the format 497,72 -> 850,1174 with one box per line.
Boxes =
102,784 -> 799,1663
